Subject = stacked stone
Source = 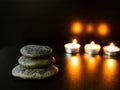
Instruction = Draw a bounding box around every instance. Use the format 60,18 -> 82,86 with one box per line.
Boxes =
12,45 -> 59,79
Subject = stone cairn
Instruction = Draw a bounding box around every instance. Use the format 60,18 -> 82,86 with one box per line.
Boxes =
12,45 -> 59,79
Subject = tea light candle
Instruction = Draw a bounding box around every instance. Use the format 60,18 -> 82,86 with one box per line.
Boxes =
85,41 -> 101,55
103,43 -> 120,55
64,39 -> 80,53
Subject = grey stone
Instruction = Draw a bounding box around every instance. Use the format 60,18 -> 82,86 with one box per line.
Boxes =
11,65 -> 59,79
20,45 -> 52,58
18,56 -> 55,68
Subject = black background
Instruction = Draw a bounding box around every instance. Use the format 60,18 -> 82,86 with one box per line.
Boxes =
0,0 -> 120,48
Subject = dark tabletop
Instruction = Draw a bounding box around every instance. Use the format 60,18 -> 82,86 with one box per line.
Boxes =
0,45 -> 120,90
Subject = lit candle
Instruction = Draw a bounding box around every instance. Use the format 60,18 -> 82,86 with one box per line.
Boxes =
64,39 -> 80,53
84,41 -> 101,55
103,43 -> 120,55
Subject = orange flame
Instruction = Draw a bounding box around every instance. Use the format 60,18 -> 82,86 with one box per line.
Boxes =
72,39 -> 77,44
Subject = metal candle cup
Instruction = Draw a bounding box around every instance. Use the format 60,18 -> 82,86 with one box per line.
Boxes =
85,41 -> 101,55
64,39 -> 80,54
103,43 -> 120,56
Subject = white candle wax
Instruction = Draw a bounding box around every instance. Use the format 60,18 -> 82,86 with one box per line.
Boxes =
64,39 -> 80,53
85,41 -> 101,55
103,43 -> 120,55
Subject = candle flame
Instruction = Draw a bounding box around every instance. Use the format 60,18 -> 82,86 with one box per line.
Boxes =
91,41 -> 95,46
72,39 -> 77,44
110,43 -> 114,46
109,43 -> 115,50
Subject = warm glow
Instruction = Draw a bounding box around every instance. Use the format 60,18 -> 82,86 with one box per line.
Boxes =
71,57 -> 79,68
102,58 -> 118,85
72,39 -> 77,44
65,54 -> 82,81
64,54 -> 82,88
98,23 -> 109,36
83,54 -> 101,73
86,24 -> 93,33
104,59 -> 118,70
71,22 -> 82,34
107,59 -> 114,67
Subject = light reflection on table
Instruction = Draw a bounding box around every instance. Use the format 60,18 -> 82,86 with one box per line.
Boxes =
83,54 -> 101,74
63,52 -> 120,89
63,53 -> 83,90
101,57 -> 119,86
65,54 -> 82,81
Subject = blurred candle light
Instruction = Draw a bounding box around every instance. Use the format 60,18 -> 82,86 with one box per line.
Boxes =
98,23 -> 109,36
86,24 -> 94,33
84,41 -> 101,55
64,39 -> 80,53
71,22 -> 83,34
103,43 -> 120,56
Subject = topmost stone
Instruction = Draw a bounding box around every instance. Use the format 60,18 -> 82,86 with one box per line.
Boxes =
20,45 -> 52,58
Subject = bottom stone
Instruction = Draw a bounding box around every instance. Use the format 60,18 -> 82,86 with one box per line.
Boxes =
12,65 -> 59,79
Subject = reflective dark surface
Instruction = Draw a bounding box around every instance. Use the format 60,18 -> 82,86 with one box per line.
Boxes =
0,45 -> 120,89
